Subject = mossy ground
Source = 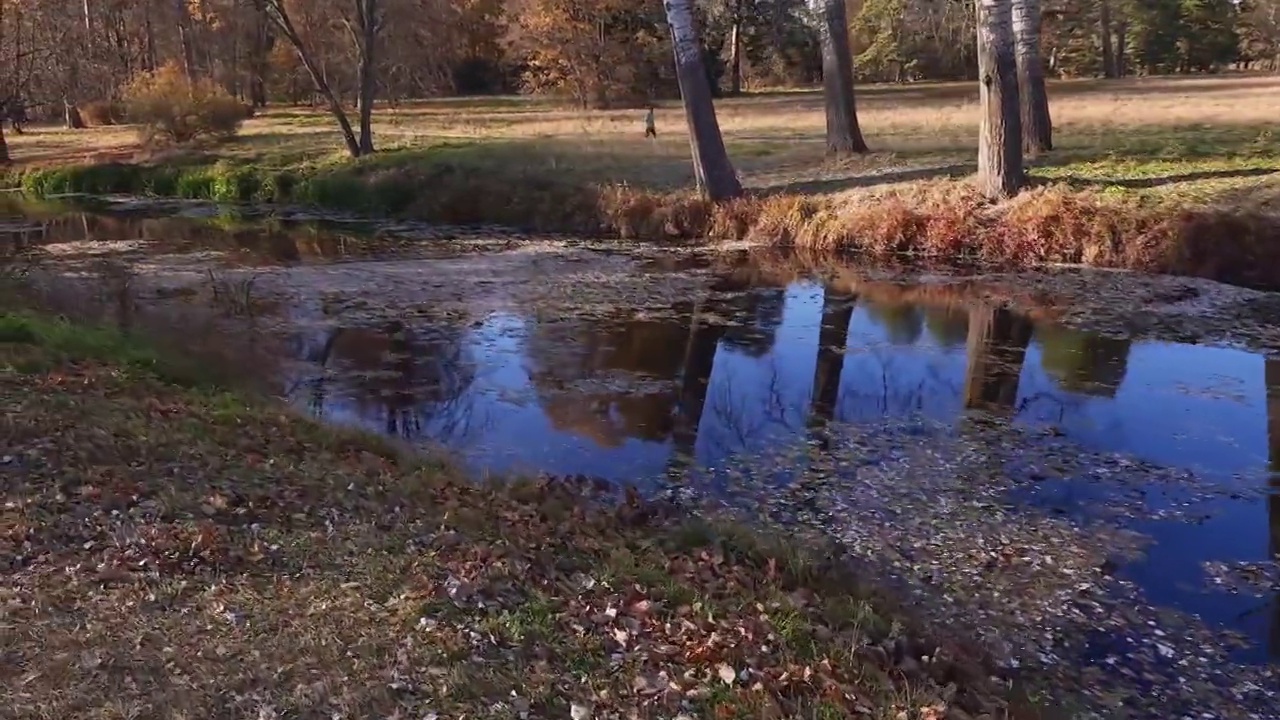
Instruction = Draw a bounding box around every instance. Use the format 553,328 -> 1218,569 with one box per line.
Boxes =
0,309 -> 1054,719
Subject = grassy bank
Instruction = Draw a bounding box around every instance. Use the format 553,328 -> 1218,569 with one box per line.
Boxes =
7,75 -> 1280,286
0,309 -> 1043,720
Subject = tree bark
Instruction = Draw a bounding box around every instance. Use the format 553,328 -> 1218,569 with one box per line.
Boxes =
663,0 -> 743,201
1099,0 -> 1115,78
1011,0 -> 1052,154
176,0 -> 197,80
729,0 -> 743,96
355,0 -> 379,155
265,0 -> 363,158
820,0 -> 869,155
975,0 -> 1024,199
1114,19 -> 1127,77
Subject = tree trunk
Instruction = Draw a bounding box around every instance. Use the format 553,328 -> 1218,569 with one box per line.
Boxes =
176,0 -> 197,80
355,0 -> 379,155
663,0 -> 743,201
143,4 -> 157,72
1099,0 -> 1115,78
975,0 -> 1024,199
1114,20 -> 1128,77
1012,0 -> 1052,154
729,1 -> 743,96
266,1 -> 362,158
820,0 -> 869,155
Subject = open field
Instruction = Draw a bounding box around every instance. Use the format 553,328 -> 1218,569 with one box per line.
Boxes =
10,74 -> 1280,201
7,75 -> 1280,288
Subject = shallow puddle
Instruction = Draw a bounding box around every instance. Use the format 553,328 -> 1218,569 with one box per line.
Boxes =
8,197 -> 1279,714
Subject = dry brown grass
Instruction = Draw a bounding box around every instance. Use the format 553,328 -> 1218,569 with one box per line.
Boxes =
11,74 -> 1280,196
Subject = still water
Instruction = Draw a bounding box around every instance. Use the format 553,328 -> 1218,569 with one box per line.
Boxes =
289,275 -> 1280,666
7,199 -> 1279,670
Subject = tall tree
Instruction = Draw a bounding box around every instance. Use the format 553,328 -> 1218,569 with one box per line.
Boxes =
1100,0 -> 1116,76
975,0 -> 1024,199
349,0 -> 382,155
1012,0 -> 1052,153
819,0 -> 869,154
663,0 -> 743,201
263,0 -> 362,157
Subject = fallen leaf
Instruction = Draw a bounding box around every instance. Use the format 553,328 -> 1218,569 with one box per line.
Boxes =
717,663 -> 736,685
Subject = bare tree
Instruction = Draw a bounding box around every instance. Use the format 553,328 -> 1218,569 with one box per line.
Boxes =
262,0 -> 364,157
818,0 -> 868,155
975,0 -> 1023,199
1012,0 -> 1051,154
663,0 -> 743,201
345,0 -> 382,155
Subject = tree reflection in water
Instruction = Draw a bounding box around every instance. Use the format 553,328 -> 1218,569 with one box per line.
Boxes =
963,305 -> 1034,414
304,319 -> 481,442
1266,359 -> 1280,660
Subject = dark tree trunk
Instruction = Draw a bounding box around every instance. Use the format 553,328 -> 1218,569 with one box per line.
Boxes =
664,0 -> 743,201
808,289 -> 855,450
1012,0 -> 1052,154
1114,20 -> 1128,77
820,0 -> 869,155
975,0 -> 1024,198
1100,0 -> 1116,78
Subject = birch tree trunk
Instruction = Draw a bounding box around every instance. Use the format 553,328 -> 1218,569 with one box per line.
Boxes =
355,0 -> 380,155
975,0 -> 1023,199
663,0 -> 742,201
729,0 -> 743,96
819,0 -> 869,155
1012,0 -> 1052,154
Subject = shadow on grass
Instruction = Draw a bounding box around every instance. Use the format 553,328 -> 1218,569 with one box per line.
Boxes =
759,163 -> 977,196
1051,167 -> 1280,190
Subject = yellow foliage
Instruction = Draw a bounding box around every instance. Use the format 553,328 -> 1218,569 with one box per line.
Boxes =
122,63 -> 248,145
512,0 -> 671,108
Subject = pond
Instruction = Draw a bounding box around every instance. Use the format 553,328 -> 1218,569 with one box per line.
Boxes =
6,197 -> 1278,714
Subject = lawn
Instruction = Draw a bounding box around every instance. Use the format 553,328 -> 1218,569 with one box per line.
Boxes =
10,74 -> 1280,203
6,75 -> 1280,288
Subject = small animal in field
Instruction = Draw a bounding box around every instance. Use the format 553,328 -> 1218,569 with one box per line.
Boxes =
1,100 -> 28,134
644,105 -> 656,139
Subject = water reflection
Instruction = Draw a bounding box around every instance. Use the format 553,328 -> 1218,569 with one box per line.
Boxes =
1,200 -> 387,264
288,278 -> 1280,663
1268,359 -> 1280,658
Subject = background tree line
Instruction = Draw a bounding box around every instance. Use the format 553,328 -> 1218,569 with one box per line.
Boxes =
1,0 -> 1276,122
